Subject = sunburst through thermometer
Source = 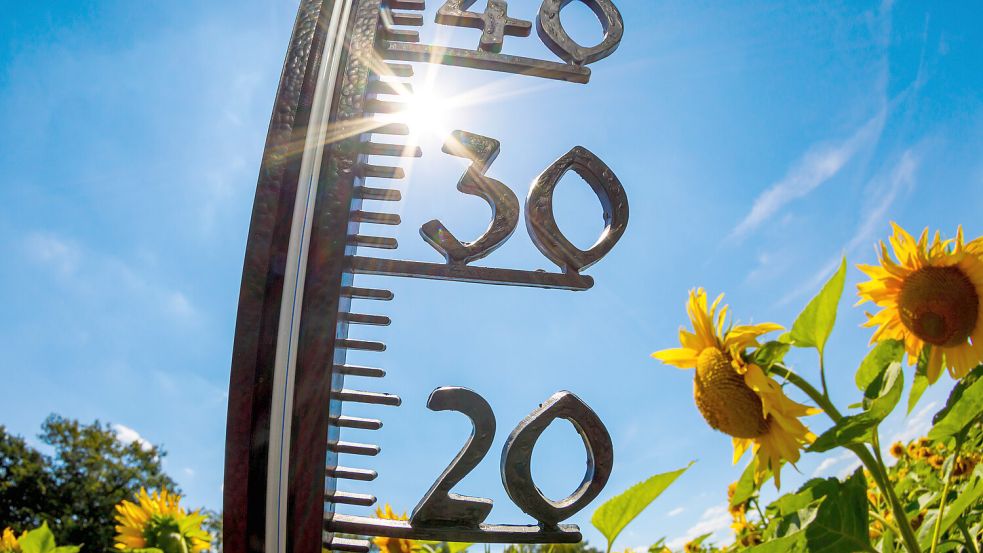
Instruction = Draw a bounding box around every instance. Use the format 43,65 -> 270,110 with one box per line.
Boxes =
376,81 -> 453,142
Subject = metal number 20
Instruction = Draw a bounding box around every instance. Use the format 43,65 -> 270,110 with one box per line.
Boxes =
411,387 -> 613,529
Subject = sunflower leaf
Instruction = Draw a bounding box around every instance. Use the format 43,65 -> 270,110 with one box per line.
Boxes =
446,542 -> 473,553
811,363 -> 902,451
745,532 -> 806,552
916,464 -> 983,548
808,413 -> 878,452
855,340 -> 904,392
927,365 -> 983,440
798,470 -> 872,553
18,523 -> 56,553
907,347 -> 931,414
752,341 -> 791,371
752,471 -> 871,553
788,258 -> 847,356
730,457 -> 764,507
863,362 -> 903,418
590,462 -> 692,552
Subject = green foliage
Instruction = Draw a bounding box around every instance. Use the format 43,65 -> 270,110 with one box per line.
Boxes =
0,415 -> 178,553
201,511 -> 222,553
928,365 -> 983,441
17,523 -> 80,553
917,464 -> 983,549
791,471 -> 872,553
750,342 -> 791,372
907,349 -> 931,415
809,362 -> 903,452
729,459 -> 761,508
856,340 -> 904,392
787,258 -> 846,356
591,464 -> 692,553
0,428 -> 52,529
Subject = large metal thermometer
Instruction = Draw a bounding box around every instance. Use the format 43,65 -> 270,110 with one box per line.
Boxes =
222,3 -> 626,553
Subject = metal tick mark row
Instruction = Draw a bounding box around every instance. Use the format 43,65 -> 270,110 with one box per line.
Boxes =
325,5 -> 424,548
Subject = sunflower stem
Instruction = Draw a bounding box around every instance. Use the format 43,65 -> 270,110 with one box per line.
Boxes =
751,497 -> 768,526
929,431 -> 966,553
819,350 -> 830,400
957,518 -> 979,553
869,510 -> 904,540
772,365 -> 923,553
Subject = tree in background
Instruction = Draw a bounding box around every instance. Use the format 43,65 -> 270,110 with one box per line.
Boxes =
0,415 -> 178,553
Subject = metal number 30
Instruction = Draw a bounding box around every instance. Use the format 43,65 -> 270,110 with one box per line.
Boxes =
411,387 -> 613,529
424,131 -> 629,274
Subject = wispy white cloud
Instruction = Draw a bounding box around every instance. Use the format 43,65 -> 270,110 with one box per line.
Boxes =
668,507 -> 685,517
811,451 -> 853,477
22,230 -> 200,324
777,147 -> 919,306
888,401 -> 939,446
114,423 -> 153,451
24,232 -> 81,276
837,460 -> 863,479
731,112 -> 886,241
667,503 -> 732,550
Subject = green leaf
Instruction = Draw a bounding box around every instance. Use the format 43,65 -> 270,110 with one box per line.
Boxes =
810,363 -> 902,452
809,413 -> 878,452
907,347 -> 931,414
863,362 -> 903,419
788,258 -> 846,355
928,365 -> 983,440
19,523 -> 57,553
745,533 -> 806,552
855,340 -> 904,391
446,543 -> 472,553
730,457 -> 763,507
752,341 -> 792,370
799,470 -> 872,553
917,464 -> 983,548
590,463 -> 692,552
758,471 -> 871,553
687,533 -> 712,548
52,547 -> 81,553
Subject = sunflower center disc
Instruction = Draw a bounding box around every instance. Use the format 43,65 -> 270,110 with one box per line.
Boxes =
898,265 -> 979,347
694,348 -> 769,439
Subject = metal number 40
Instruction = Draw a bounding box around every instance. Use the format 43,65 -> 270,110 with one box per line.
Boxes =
435,0 -> 624,65
411,387 -> 613,529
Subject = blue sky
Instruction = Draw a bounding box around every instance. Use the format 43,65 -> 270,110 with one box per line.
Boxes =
2,0 -> 982,549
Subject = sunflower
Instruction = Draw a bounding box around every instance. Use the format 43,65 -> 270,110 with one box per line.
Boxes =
372,504 -> 415,553
1,528 -> 24,553
889,442 -> 905,459
857,223 -> 983,382
114,488 -> 210,553
653,288 -> 819,487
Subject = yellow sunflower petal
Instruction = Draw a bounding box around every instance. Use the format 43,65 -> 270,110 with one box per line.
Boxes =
651,348 -> 699,369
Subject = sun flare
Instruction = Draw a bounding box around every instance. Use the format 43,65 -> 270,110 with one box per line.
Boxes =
373,80 -> 453,142
402,86 -> 451,139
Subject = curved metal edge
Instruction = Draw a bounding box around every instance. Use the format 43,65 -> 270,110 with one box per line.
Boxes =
223,2 -> 339,553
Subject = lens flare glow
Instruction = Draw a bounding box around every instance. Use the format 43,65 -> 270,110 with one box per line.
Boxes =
399,85 -> 451,140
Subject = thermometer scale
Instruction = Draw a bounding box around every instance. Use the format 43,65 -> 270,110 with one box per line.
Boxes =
222,3 -> 628,553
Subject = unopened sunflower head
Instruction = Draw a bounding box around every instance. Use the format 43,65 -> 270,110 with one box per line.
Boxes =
652,288 -> 819,487
372,504 -> 414,553
1,528 -> 24,553
857,223 -> 983,383
114,488 -> 211,553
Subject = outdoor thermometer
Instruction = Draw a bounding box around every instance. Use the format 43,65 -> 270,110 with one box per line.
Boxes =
222,2 -> 628,553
